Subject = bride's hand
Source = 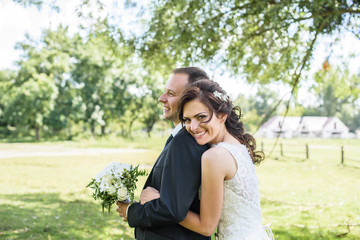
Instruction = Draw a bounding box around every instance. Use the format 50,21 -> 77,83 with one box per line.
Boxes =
140,187 -> 160,205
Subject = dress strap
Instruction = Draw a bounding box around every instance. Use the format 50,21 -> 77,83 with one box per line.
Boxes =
214,142 -> 240,169
215,142 -> 250,163
264,224 -> 275,240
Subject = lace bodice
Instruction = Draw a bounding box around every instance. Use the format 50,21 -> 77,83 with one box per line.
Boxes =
213,142 -> 274,240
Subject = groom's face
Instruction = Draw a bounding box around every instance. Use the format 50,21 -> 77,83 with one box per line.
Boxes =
158,73 -> 189,125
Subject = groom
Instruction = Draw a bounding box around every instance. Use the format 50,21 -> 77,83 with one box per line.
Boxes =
116,67 -> 210,240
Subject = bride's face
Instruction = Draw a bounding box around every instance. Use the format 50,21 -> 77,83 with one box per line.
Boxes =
182,99 -> 226,145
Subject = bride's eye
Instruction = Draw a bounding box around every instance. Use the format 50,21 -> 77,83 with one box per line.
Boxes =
198,115 -> 207,121
183,118 -> 190,124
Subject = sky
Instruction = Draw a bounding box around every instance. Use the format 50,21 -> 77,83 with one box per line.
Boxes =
1,0 -> 359,104
0,0 -> 80,65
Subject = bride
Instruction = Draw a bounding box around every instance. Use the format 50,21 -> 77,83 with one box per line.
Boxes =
141,79 -> 274,240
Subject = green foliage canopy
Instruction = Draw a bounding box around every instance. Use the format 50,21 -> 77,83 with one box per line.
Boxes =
139,0 -> 360,88
311,66 -> 360,131
2,73 -> 58,140
6,0 -> 360,138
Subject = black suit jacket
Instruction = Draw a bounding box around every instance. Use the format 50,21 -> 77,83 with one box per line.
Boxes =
127,128 -> 210,240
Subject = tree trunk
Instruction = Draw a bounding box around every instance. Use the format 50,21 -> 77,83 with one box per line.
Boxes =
35,126 -> 40,141
91,124 -> 95,136
101,125 -> 105,135
128,118 -> 137,139
67,119 -> 72,140
146,119 -> 156,137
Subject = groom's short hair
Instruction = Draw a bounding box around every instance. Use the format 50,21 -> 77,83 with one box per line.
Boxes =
172,67 -> 209,84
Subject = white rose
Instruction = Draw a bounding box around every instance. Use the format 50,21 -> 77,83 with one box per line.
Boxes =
108,185 -> 117,195
117,187 -> 129,201
97,174 -> 113,192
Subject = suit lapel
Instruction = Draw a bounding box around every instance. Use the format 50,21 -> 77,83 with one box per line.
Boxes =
164,134 -> 173,148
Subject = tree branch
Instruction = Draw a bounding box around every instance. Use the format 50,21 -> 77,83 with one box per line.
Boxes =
266,15 -> 331,158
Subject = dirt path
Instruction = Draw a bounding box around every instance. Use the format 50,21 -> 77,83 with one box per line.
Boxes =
0,143 -> 148,159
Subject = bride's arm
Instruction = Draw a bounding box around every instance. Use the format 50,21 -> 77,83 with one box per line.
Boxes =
139,187 -> 160,205
179,149 -> 226,236
140,149 -> 228,236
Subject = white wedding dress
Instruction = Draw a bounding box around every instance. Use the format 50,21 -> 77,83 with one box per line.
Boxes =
214,142 -> 274,240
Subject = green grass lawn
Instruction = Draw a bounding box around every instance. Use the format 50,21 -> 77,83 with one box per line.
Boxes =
258,138 -> 360,239
0,137 -> 359,239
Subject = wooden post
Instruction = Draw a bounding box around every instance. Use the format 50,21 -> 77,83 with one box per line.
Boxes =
280,143 -> 283,156
341,146 -> 344,164
306,144 -> 309,159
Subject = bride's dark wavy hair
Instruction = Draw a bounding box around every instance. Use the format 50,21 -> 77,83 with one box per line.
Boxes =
178,79 -> 265,165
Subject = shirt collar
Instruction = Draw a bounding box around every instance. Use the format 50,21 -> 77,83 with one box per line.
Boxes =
171,123 -> 183,137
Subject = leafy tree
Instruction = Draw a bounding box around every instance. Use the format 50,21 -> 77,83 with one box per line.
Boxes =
71,20 -> 141,135
139,1 -> 359,85
138,88 -> 162,137
13,26 -> 86,138
119,96 -> 143,138
233,88 -> 282,132
9,0 -> 165,138
42,27 -> 85,136
15,0 -> 360,131
0,70 -> 16,133
283,105 -> 306,117
310,64 -> 360,131
113,73 -> 163,138
313,65 -> 360,114
13,0 -> 360,91
2,73 -> 58,140
137,0 -> 360,126
338,103 -> 360,132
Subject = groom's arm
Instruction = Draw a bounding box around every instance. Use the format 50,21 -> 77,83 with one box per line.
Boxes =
127,131 -> 208,228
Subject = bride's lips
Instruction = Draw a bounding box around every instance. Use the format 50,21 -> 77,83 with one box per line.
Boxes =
193,130 -> 206,138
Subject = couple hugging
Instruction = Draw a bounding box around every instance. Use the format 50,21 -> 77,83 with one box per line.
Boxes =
116,67 -> 274,240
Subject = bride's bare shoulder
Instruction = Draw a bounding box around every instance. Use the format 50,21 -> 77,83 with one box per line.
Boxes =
202,146 -> 231,162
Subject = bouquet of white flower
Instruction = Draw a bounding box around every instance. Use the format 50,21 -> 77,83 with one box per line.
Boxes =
87,162 -> 147,214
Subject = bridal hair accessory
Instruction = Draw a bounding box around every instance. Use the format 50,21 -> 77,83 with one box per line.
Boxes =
213,91 -> 229,102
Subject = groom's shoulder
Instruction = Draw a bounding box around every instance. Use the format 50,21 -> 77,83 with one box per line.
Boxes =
175,127 -> 191,139
173,128 -> 195,144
